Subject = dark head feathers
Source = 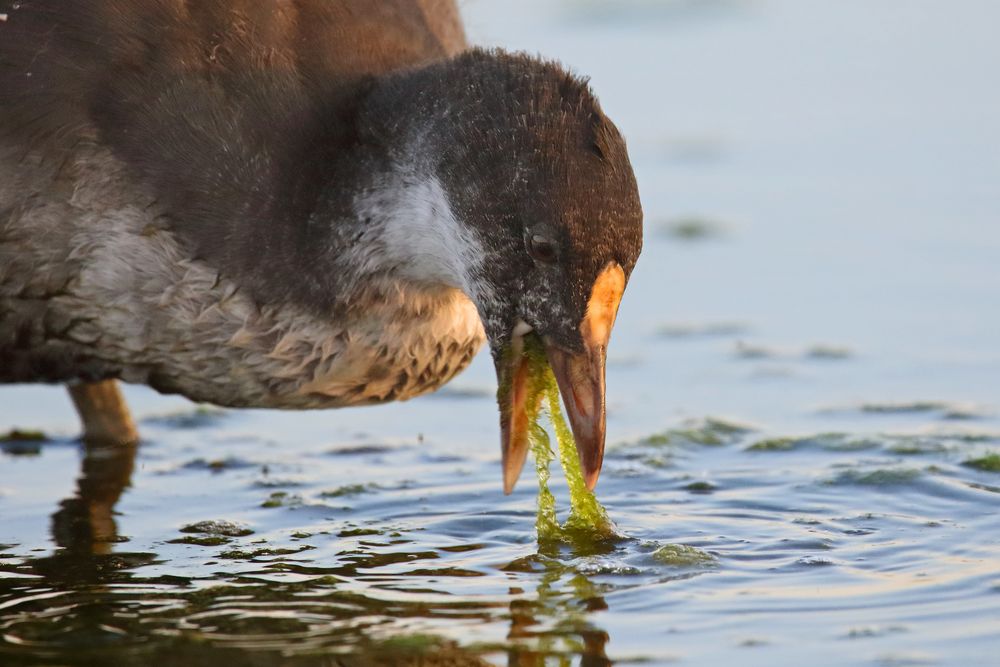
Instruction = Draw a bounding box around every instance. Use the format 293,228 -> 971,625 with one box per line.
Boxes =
361,49 -> 642,347
362,48 -> 615,167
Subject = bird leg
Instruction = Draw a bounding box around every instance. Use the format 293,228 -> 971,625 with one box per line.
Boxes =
67,380 -> 139,445
49,380 -> 139,557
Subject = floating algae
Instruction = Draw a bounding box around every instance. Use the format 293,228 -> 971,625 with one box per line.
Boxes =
521,337 -> 617,545
964,453 -> 1000,473
0,428 -> 47,442
651,543 -> 717,567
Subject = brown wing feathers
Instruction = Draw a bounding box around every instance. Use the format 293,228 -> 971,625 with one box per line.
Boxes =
1,1 -> 466,308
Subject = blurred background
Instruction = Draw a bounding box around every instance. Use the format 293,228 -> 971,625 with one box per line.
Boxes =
1,1 -> 998,665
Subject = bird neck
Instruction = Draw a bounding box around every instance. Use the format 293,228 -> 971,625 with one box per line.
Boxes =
359,167 -> 479,289
318,151 -> 494,314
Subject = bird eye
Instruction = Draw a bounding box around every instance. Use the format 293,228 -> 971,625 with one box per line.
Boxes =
528,235 -> 558,264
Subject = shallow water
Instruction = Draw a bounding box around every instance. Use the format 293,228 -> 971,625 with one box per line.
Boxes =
2,1 -> 1000,665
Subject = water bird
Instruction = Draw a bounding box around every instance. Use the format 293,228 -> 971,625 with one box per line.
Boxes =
0,0 -> 642,492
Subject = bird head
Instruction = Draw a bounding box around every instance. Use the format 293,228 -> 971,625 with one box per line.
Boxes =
360,49 -> 642,492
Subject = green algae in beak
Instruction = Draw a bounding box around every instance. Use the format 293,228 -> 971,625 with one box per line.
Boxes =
498,264 -> 624,494
521,336 -> 616,545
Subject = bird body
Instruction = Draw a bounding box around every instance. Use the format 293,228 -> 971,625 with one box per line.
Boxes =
0,0 -> 643,490
1,0 -> 482,407
0,137 -> 484,408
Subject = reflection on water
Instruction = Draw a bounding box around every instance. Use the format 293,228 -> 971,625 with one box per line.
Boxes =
0,436 -> 626,665
3,0 -> 1000,664
49,441 -> 137,558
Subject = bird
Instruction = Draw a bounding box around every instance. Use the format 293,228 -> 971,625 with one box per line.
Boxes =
0,0 -> 642,494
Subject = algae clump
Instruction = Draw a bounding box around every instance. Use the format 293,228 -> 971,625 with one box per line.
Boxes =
652,543 -> 717,567
964,453 -> 1000,473
0,428 -> 47,442
520,337 -> 616,545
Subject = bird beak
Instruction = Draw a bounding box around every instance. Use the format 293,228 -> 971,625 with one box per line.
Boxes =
497,262 -> 626,494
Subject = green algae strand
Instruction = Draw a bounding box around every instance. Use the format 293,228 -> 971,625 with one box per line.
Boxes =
522,337 -> 616,545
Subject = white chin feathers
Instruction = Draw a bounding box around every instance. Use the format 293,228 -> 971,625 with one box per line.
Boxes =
353,170 -> 494,309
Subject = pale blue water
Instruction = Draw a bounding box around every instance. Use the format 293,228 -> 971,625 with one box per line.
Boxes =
2,1 -> 999,665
